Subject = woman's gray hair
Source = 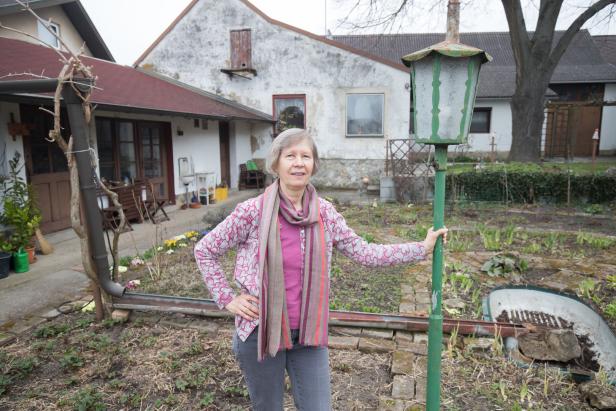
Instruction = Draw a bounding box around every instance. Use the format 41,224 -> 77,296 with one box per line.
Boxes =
266,128 -> 320,176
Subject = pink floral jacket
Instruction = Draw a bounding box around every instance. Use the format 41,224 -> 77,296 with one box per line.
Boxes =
194,195 -> 427,341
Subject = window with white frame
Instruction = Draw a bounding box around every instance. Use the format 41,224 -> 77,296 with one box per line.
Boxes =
346,93 -> 384,137
37,20 -> 60,48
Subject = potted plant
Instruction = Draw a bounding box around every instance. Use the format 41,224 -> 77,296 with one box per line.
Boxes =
0,152 -> 42,265
0,238 -> 11,279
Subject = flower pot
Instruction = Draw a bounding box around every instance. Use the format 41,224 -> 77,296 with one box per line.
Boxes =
25,245 -> 36,264
0,252 -> 10,279
189,202 -> 202,209
12,248 -> 29,273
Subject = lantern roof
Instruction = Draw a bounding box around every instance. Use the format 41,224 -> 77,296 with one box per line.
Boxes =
401,40 -> 492,66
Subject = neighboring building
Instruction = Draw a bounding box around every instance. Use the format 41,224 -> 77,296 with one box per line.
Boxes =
335,31 -> 616,157
137,0 -> 616,180
592,35 -> 616,155
0,0 -> 272,233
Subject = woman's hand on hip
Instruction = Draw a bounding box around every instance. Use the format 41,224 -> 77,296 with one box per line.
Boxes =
225,294 -> 260,321
422,226 -> 448,255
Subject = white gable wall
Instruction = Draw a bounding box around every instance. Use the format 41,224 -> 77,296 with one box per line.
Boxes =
0,5 -> 93,57
140,0 -> 411,187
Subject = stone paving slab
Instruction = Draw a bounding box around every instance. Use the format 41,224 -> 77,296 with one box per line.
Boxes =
392,350 -> 415,375
329,326 -> 363,337
358,337 -> 396,353
328,336 -> 359,350
413,333 -> 429,344
392,375 -> 415,400
415,377 -> 427,403
361,328 -> 394,339
396,340 -> 428,356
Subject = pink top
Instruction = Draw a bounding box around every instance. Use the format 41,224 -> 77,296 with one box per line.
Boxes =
194,195 -> 427,342
278,213 -> 303,330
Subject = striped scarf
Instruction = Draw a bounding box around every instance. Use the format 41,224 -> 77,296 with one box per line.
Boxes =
257,180 -> 328,361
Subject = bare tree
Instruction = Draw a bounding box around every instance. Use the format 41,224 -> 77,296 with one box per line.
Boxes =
0,1 -> 128,319
503,0 -> 616,161
336,0 -> 616,162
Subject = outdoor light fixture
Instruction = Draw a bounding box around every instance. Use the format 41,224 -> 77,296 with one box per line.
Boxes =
400,1 -> 491,409
402,43 -> 490,145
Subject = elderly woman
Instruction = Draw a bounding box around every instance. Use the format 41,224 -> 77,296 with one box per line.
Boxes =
194,128 -> 447,410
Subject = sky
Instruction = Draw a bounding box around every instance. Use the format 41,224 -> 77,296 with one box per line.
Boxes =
80,0 -> 616,65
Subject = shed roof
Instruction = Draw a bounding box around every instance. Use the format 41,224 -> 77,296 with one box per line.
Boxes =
0,37 -> 273,122
334,31 -> 616,98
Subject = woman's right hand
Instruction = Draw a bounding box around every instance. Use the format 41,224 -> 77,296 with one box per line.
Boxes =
225,294 -> 260,321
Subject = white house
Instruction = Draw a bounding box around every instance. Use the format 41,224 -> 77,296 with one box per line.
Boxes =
137,0 -> 616,185
0,0 -> 272,233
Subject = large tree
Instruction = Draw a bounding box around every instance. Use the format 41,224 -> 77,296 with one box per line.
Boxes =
503,0 -> 615,161
337,0 -> 616,161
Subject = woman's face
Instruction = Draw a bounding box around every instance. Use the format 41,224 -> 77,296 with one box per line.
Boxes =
276,139 -> 314,192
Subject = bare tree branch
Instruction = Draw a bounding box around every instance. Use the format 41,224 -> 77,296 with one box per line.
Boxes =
548,0 -> 616,72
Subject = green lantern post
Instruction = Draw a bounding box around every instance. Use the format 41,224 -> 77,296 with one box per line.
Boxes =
401,1 -> 491,409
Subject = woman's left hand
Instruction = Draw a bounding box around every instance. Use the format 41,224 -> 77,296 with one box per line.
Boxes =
422,226 -> 448,255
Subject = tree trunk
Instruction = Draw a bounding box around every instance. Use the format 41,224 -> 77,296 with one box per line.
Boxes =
509,76 -> 549,162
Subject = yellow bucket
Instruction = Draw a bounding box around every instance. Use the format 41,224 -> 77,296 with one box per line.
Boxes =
214,187 -> 228,201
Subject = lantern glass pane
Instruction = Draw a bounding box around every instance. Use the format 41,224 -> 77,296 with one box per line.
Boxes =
412,55 -> 481,144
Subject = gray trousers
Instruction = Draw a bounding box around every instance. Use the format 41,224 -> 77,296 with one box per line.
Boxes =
232,328 -> 332,411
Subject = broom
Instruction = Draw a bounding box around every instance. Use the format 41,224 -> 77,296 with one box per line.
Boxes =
35,228 -> 54,255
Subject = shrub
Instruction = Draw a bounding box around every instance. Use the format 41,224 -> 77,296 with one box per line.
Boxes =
447,166 -> 616,204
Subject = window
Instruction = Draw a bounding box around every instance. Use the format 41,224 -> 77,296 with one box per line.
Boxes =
346,93 -> 384,137
37,20 -> 60,48
470,108 -> 491,133
230,29 -> 252,69
273,94 -> 305,134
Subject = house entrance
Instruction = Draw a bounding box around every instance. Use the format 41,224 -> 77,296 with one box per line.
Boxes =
20,104 -> 71,233
95,117 -> 174,203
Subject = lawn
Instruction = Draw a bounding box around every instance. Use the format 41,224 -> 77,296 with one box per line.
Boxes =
2,199 -> 615,409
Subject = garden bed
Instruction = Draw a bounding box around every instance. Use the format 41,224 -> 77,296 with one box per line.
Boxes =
2,200 -> 615,409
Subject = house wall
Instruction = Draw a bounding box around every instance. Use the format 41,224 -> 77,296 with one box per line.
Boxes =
0,5 -> 92,57
139,0 -> 411,188
90,111 -> 256,197
0,102 -> 26,214
468,99 -> 512,156
600,83 -> 616,153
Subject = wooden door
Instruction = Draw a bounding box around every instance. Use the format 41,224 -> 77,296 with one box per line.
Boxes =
20,105 -> 71,233
575,106 -> 601,157
138,122 -> 168,199
219,121 -> 230,187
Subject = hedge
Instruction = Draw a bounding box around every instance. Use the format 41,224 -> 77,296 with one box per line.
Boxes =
446,168 -> 616,204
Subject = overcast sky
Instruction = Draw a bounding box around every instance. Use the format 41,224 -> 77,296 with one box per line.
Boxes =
80,0 -> 616,65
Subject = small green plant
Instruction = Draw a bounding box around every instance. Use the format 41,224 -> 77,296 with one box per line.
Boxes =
604,302 -> 616,320
542,232 -> 561,252
35,323 -> 71,338
481,253 -> 526,277
577,278 -> 597,300
477,225 -> 502,251
360,233 -> 375,243
576,231 -> 615,249
69,386 -> 106,411
522,241 -> 542,254
583,203 -> 604,215
174,378 -> 189,391
607,275 -> 616,289
13,356 -> 38,377
200,392 -> 215,407
118,255 -> 132,267
85,335 -> 111,352
60,349 -> 84,370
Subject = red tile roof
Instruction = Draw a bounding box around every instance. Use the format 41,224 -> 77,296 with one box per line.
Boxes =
0,37 -> 272,122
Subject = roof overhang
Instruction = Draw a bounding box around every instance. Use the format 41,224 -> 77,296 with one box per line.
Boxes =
0,92 -> 275,123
